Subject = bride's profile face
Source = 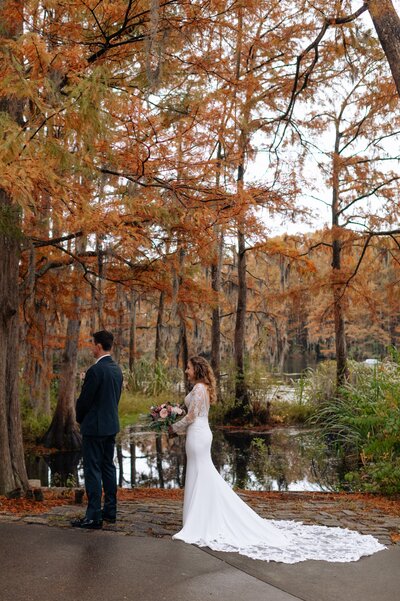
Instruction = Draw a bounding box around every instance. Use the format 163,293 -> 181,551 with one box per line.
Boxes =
185,361 -> 196,383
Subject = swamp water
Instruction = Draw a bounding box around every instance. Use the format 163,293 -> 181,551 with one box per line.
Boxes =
26,424 -> 346,492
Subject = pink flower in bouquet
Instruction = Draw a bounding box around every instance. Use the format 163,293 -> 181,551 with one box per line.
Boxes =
148,402 -> 185,432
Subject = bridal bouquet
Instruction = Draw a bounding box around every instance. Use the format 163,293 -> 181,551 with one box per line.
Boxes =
148,402 -> 185,432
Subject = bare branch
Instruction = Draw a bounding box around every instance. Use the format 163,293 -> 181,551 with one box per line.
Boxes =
275,2 -> 369,148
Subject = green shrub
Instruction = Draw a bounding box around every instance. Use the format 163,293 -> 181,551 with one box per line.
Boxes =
126,359 -> 180,396
271,399 -> 314,425
215,359 -> 314,426
19,380 -> 57,444
307,354 -> 400,494
21,407 -> 51,444
345,459 -> 400,496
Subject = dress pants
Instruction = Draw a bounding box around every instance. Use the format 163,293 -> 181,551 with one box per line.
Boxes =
82,434 -> 117,522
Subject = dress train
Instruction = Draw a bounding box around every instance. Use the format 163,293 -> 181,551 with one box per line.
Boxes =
172,384 -> 385,563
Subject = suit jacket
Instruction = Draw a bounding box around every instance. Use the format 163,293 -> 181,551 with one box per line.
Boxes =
76,356 -> 123,436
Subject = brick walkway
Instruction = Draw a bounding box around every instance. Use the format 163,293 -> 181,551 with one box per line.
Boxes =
1,490 -> 399,547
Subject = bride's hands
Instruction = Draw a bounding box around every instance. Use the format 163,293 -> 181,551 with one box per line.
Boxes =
168,425 -> 177,438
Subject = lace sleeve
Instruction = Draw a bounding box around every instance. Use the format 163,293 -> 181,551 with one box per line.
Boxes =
172,384 -> 207,435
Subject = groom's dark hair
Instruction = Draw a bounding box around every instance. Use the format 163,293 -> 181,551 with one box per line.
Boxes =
93,330 -> 114,351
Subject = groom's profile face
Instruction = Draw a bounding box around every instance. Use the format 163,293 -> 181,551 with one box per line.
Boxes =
92,339 -> 103,359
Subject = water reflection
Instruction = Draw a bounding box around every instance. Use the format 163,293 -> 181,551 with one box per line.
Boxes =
25,451 -> 81,487
26,426 -> 343,492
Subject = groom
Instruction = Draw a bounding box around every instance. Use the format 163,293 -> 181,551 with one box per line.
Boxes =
71,330 -> 123,530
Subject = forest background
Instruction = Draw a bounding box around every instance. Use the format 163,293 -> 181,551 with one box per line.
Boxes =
0,0 -> 400,496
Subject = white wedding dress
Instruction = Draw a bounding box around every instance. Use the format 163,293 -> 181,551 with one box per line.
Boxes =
171,383 -> 386,563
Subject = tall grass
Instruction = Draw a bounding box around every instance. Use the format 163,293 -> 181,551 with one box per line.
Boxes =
306,354 -> 400,495
127,359 -> 181,396
214,359 -> 314,425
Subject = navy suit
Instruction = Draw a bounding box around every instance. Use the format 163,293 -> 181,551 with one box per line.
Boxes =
76,356 -> 123,522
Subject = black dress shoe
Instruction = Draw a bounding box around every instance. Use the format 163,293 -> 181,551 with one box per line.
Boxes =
70,517 -> 103,530
102,514 -> 116,524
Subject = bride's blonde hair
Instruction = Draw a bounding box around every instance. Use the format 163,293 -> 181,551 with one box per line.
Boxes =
189,355 -> 217,405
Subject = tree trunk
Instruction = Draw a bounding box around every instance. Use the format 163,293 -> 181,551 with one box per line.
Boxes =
224,151 -> 252,422
275,257 -> 290,372
332,139 -> 348,389
211,141 -> 224,389
42,306 -> 82,450
0,3 -> 29,496
234,227 -> 250,405
90,281 -> 97,333
96,234 -> 105,328
24,298 -> 53,417
176,248 -> 190,392
155,289 -> 165,362
368,0 -> 400,97
234,229 -> 247,378
225,5 -> 252,423
0,193 -> 29,495
225,225 -> 251,423
21,181 -> 54,417
27,349 -> 52,416
128,291 -> 138,373
113,284 -> 124,364
273,318 -> 290,373
332,239 -> 348,387
179,317 -> 189,392
211,231 -> 223,387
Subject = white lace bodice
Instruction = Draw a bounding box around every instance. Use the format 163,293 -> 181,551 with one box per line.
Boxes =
172,383 -> 209,434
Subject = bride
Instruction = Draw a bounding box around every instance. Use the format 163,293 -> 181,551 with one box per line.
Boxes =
170,355 -> 385,563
